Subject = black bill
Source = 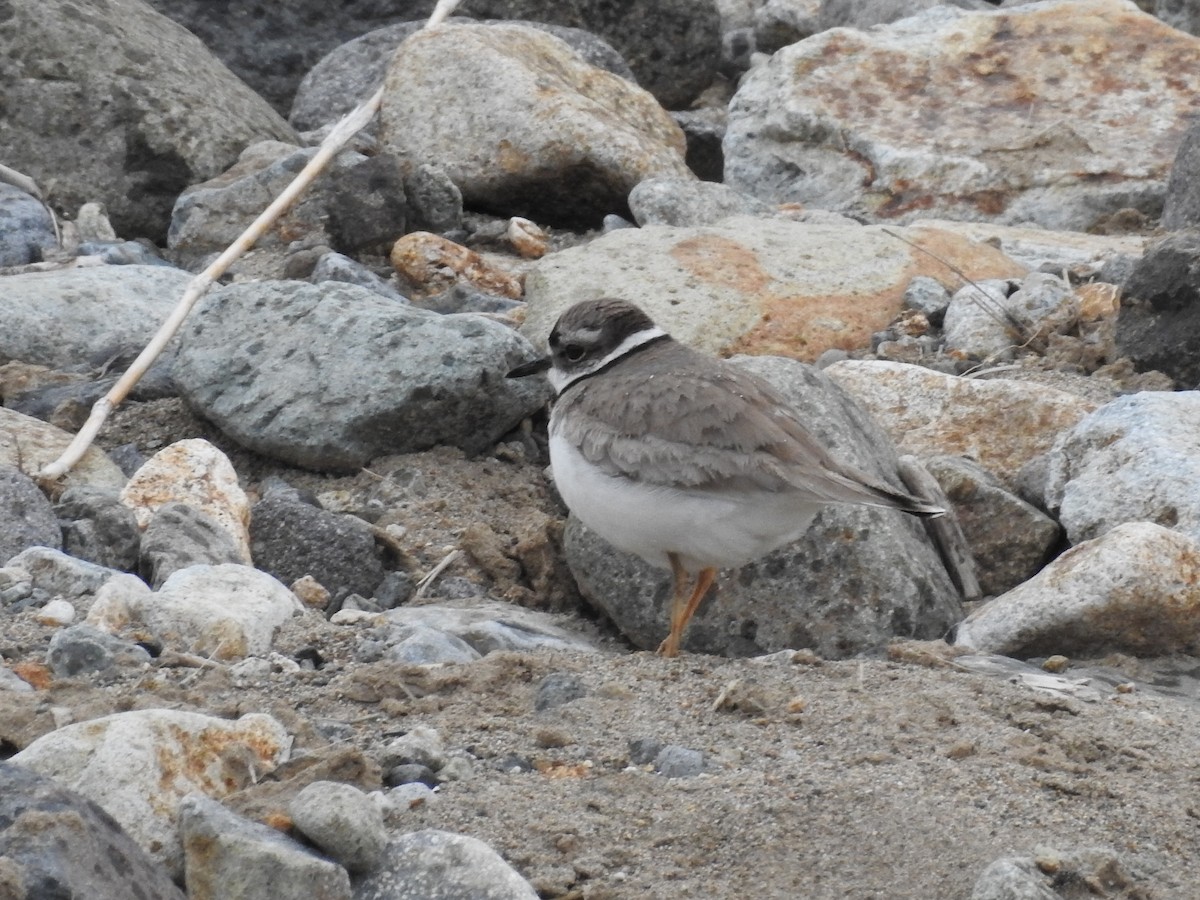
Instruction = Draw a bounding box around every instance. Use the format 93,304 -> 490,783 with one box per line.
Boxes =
506,356 -> 551,378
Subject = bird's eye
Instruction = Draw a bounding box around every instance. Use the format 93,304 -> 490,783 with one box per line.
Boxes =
563,344 -> 586,362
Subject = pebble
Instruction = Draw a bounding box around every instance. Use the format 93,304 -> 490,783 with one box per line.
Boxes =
653,745 -> 706,779
289,780 -> 388,873
353,829 -> 537,900
46,623 -> 151,677
34,597 -> 76,626
534,672 -> 587,712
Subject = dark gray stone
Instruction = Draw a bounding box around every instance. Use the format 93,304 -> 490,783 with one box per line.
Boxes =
903,275 -> 952,325
405,164 -> 465,235
311,252 -> 410,304
0,466 -> 60,561
653,744 -> 705,778
0,183 -> 57,266
533,672 -> 586,712
46,623 -> 152,677
55,486 -> 141,572
924,456 -> 1060,597
628,737 -> 664,766
0,762 -> 187,900
1,0 -> 295,242
140,502 -> 246,588
250,495 -> 385,601
325,153 -> 408,255
1116,229 -> 1200,388
670,108 -> 726,183
174,280 -> 550,471
179,794 -> 351,900
564,356 -> 961,659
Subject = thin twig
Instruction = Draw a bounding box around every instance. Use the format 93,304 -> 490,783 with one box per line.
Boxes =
415,549 -> 462,599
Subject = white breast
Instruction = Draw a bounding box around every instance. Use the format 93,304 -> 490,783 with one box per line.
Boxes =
548,431 -> 824,574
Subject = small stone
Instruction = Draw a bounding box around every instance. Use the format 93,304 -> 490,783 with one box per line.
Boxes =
628,737 -> 664,766
384,782 -> 438,811
290,780 -> 387,874
34,598 -> 76,626
534,672 -> 587,712
1042,655 -> 1070,673
654,744 -> 705,778
291,574 -> 331,609
945,741 -> 976,760
902,275 -> 952,325
506,217 -> 549,259
386,764 -> 439,788
389,231 -> 521,299
379,726 -> 445,772
437,756 -> 474,782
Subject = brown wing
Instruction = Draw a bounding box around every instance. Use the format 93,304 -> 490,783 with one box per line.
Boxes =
553,341 -> 934,512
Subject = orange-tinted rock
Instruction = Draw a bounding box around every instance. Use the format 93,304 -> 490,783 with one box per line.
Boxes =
390,231 -> 522,299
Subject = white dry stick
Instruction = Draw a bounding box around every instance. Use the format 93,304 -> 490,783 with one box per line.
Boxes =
37,0 -> 465,483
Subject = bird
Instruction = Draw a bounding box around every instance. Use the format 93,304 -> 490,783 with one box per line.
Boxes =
507,298 -> 944,658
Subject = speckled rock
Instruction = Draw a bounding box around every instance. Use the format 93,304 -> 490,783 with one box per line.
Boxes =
955,522 -> 1200,658
378,23 -> 692,227
354,829 -> 538,900
0,408 -> 126,492
825,361 -> 1097,487
289,781 -> 387,873
0,183 -> 57,266
725,0 -> 1200,230
0,466 -> 60,561
524,218 -> 1024,362
11,709 -> 290,878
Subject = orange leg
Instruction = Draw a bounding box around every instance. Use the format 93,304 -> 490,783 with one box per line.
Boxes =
657,557 -> 718,658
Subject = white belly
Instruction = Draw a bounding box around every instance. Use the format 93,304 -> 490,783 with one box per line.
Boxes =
548,432 -> 822,574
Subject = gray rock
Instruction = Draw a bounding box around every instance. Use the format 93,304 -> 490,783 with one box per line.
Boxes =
0,265 -> 192,369
404,165 -> 465,235
383,625 -> 483,665
290,19 -> 636,133
1115,230 -> 1200,389
670,107 -> 727,183
654,744 -> 705,778
416,285 -> 525,316
943,274 -> 1074,362
0,762 -> 187,900
141,502 -> 247,588
902,275 -> 952,325
0,665 -> 33,691
955,522 -> 1200,658
250,494 -> 385,602
380,602 -> 598,656
819,0 -> 991,31
0,466 -> 60,561
0,183 -> 57,266
180,794 -> 352,900
46,623 -> 152,677
378,23 -> 692,228
174,280 -> 549,471
354,829 -> 538,900
565,356 -> 961,659
0,566 -> 33,608
169,142 -> 397,260
753,0 -> 822,54
1046,391 -> 1200,545
628,177 -> 772,227
1155,0 -> 1200,38
4,546 -> 120,598
1162,119 -> 1200,230
76,239 -> 171,266
970,856 -> 1059,900
628,737 -> 664,766
534,673 -> 587,712
379,726 -> 446,772
312,252 -> 409,303
290,781 -> 387,874
924,456 -> 1061,597
724,2 -> 1197,230
1,0 -> 295,242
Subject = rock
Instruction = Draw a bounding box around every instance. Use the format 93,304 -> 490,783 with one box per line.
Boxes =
670,106 -> 727,183
924,456 -> 1060,597
95,564 -> 299,660
174,281 -> 549,471
955,522 -> 1200,658
565,357 -> 960,658
970,857 -> 1059,900
46,623 -> 151,677
971,849 -> 1144,900
0,408 -> 127,492
383,625 -> 483,665
55,486 -> 141,571
379,726 -> 447,773
312,252 -> 409,304
140,502 -> 248,588
753,0 -> 822,54
825,361 -> 1097,487
380,602 -> 598,657
0,466 -> 60,561
404,164 -> 464,235
534,673 -> 587,712
289,781 -> 387,873
524,218 -> 1024,361
76,239 -> 171,266
0,264 -> 192,369
378,23 -> 692,228
169,142 -> 406,264
724,0 -> 1200,230
1046,391 -> 1200,544
1162,122 -> 1200,230
943,273 -> 1076,362
11,709 -> 290,878
4,547 -> 122,599
903,276 -> 952,325
354,829 -> 538,900
628,177 -> 772,227
0,0 -> 296,241
249,494 -> 385,603
819,0 -> 991,30
290,18 -> 635,132
654,745 -> 705,778
34,597 -> 76,626
120,439 -> 252,563
389,232 -> 522,299
1115,230 -> 1200,389
0,183 -> 57,266
179,794 -> 352,900
0,762 -> 187,900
